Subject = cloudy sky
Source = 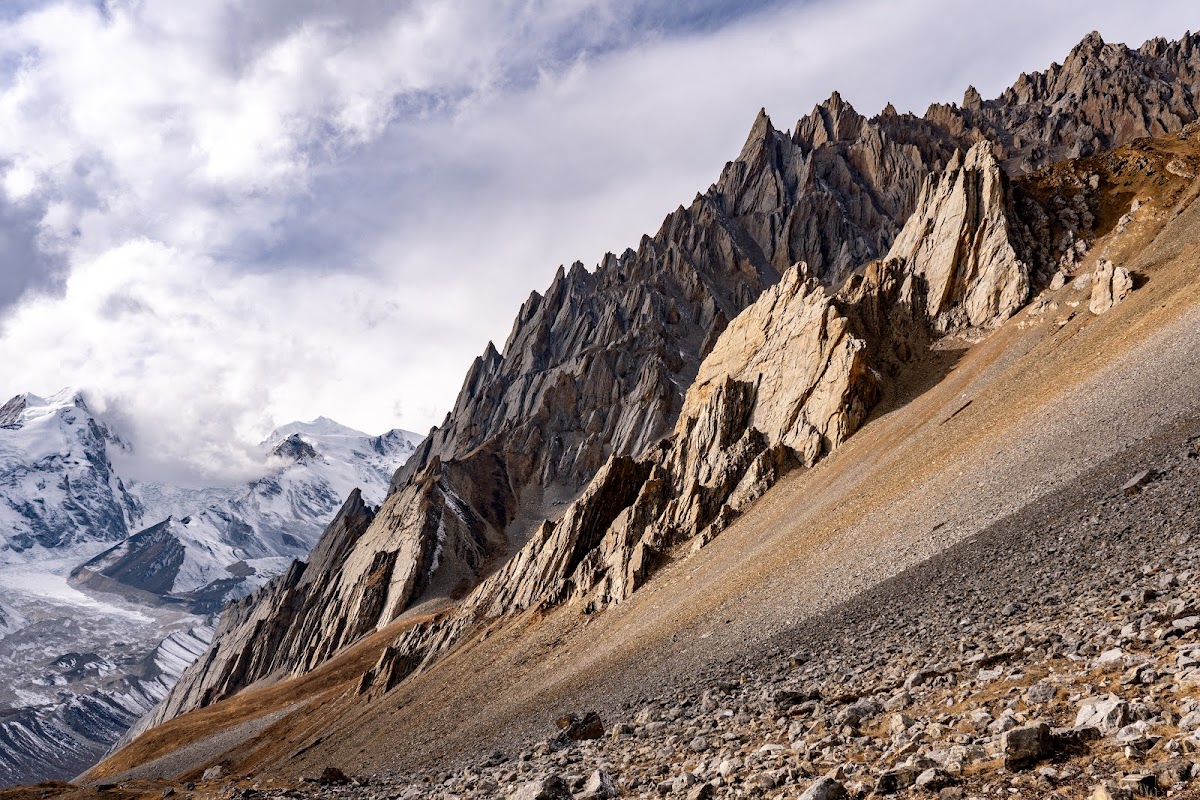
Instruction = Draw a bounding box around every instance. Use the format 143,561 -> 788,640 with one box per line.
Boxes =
0,0 -> 1194,485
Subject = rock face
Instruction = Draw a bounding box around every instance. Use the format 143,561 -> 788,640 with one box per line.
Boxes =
148,97 -> 952,728
1089,259 -> 1135,314
145,30 -> 1200,733
885,142 -> 1031,330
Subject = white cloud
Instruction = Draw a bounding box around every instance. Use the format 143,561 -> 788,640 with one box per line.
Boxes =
0,0 -> 1195,483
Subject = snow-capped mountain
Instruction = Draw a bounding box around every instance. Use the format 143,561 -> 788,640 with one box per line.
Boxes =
0,389 -> 140,556
0,388 -> 422,786
0,390 -> 421,609
0,625 -> 212,786
75,416 -> 421,610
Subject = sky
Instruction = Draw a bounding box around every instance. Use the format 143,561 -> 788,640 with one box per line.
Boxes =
0,0 -> 1195,486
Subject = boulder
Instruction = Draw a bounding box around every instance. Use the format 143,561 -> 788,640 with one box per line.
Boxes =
577,769 -> 619,799
200,766 -> 226,782
1075,695 -> 1132,734
915,768 -> 956,791
1089,259 -> 1134,314
318,767 -> 350,786
555,711 -> 605,741
1001,722 -> 1052,770
510,776 -> 571,800
799,777 -> 849,800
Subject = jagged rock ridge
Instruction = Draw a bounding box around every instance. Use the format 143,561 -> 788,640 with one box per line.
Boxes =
145,92 -> 959,724
924,30 -> 1200,173
357,153 -> 1034,694
144,30 -> 1195,732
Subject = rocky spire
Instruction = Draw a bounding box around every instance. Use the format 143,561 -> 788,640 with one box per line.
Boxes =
793,91 -> 866,152
886,142 -> 1030,329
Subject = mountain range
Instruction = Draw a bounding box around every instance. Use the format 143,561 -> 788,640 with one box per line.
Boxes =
137,29 -> 1200,728
7,27 -> 1200,800
0,389 -> 420,786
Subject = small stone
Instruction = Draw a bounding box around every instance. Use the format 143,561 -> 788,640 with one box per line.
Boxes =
1121,471 -> 1153,496
798,776 -> 849,800
685,784 -> 715,800
671,773 -> 699,792
510,775 -> 571,800
609,722 -> 634,740
201,766 -> 226,782
774,688 -> 817,710
1090,783 -> 1133,800
577,769 -> 618,800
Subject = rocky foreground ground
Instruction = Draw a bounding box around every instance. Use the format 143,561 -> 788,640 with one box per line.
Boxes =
147,407 -> 1200,800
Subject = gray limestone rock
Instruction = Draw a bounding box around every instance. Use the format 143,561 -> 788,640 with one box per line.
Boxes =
1075,695 -> 1133,734
1089,259 -> 1134,314
799,777 -> 849,800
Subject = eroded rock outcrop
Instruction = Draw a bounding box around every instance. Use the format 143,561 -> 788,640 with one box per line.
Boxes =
885,142 -> 1031,330
363,265 -> 880,692
924,30 -> 1200,173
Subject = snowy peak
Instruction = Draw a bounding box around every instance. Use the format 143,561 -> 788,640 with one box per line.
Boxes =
269,434 -> 319,464
264,416 -> 364,444
0,389 -> 139,557
0,389 -> 92,429
262,417 -> 421,468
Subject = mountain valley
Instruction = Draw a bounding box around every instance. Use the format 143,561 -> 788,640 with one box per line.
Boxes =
0,393 -> 421,786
